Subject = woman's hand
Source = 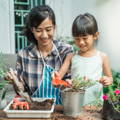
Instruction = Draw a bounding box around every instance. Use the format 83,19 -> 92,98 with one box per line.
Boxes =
99,76 -> 113,86
4,70 -> 17,84
4,69 -> 24,91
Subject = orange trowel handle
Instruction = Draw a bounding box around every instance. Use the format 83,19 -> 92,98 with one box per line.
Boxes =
52,75 -> 70,87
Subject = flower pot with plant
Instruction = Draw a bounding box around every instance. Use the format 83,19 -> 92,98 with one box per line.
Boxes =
102,70 -> 120,120
60,77 -> 96,117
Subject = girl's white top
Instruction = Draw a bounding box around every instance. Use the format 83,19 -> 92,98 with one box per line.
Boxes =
71,51 -> 103,105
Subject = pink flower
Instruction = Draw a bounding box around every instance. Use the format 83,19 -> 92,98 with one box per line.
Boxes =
103,95 -> 108,100
114,89 -> 120,95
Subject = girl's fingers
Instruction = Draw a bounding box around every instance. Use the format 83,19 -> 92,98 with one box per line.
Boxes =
102,80 -> 111,86
99,76 -> 107,83
54,71 -> 60,77
83,76 -> 88,81
66,79 -> 72,85
52,71 -> 60,79
51,72 -> 55,79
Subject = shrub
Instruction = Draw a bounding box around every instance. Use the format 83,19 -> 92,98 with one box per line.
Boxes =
103,70 -> 120,112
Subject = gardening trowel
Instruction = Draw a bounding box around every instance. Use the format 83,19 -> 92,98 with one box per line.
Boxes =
9,68 -> 33,103
52,73 -> 70,89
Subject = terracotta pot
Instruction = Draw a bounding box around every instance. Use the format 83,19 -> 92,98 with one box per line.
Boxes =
102,100 -> 120,120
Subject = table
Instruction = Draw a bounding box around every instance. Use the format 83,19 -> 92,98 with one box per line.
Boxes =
0,106 -> 103,120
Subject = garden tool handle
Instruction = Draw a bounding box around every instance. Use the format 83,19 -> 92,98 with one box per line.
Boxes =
9,68 -> 33,103
52,75 -> 70,87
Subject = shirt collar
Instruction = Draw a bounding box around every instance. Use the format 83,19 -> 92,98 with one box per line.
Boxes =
28,43 -> 59,58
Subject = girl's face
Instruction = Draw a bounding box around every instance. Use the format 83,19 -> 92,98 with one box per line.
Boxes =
74,33 -> 98,53
32,17 -> 55,47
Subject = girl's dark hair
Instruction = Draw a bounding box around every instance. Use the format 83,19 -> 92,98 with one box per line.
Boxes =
72,13 -> 98,37
23,5 -> 56,45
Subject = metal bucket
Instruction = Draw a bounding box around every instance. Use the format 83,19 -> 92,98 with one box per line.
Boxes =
61,88 -> 85,117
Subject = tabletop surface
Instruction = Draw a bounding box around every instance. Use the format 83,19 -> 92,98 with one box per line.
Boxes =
0,106 -> 103,120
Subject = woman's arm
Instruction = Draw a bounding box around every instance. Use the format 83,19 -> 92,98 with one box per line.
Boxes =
58,53 -> 74,79
99,53 -> 113,86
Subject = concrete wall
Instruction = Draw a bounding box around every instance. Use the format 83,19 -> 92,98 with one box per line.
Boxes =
0,0 -> 15,54
47,0 -> 120,72
46,0 -> 72,37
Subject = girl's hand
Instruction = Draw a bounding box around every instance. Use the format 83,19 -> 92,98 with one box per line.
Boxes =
52,71 -> 60,80
99,76 -> 113,86
66,79 -> 72,85
52,71 -> 70,89
52,71 -> 61,88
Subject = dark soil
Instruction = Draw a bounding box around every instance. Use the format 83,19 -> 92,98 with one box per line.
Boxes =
63,88 -> 85,92
10,99 -> 54,110
29,99 -> 54,110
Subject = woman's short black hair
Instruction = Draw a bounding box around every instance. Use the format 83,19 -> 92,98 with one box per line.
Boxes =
23,5 -> 56,45
72,13 -> 98,37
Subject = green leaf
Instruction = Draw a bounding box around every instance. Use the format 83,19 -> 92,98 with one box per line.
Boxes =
1,88 -> 7,100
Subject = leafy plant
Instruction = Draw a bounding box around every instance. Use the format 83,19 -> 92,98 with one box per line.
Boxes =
57,36 -> 79,52
1,88 -> 7,100
71,77 -> 103,107
0,52 -> 8,99
0,53 -> 7,78
71,76 -> 96,91
103,70 -> 120,112
0,80 -> 8,90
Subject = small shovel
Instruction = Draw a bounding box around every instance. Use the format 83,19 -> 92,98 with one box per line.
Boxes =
52,74 -> 70,88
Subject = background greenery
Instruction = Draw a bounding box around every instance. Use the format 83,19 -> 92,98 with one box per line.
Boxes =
0,53 -> 8,99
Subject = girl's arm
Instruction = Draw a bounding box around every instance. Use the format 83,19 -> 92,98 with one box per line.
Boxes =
99,53 -> 113,86
58,53 -> 74,79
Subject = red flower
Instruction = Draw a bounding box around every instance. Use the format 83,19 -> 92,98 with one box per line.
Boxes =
114,89 -> 120,95
103,95 -> 108,100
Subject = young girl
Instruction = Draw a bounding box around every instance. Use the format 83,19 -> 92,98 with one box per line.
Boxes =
55,13 -> 113,105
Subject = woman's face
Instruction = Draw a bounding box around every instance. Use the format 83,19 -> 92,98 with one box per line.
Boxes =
32,17 -> 55,47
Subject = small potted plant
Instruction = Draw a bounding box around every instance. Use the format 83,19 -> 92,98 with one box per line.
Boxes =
102,71 -> 120,120
61,77 -> 96,117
